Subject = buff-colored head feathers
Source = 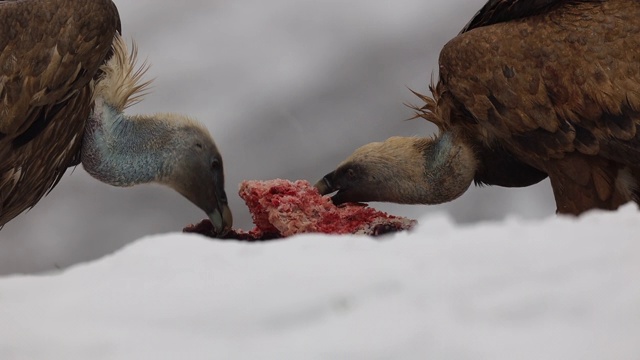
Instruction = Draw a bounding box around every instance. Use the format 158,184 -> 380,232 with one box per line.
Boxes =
94,34 -> 153,112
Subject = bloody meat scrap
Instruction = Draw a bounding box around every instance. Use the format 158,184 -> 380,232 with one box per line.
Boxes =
184,179 -> 416,240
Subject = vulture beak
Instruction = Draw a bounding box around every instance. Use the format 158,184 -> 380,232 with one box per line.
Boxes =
181,169 -> 233,237
314,173 -> 335,196
209,201 -> 233,236
314,170 -> 352,205
207,184 -> 233,236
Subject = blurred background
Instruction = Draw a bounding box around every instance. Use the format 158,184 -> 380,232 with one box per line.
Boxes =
0,0 -> 555,275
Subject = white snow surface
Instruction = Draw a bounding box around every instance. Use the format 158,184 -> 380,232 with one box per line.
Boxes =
2,205 -> 639,360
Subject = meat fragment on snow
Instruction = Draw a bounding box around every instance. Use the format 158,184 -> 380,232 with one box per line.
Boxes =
184,179 -> 416,240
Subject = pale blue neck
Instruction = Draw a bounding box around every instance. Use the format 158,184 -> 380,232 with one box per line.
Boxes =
82,102 -> 171,187
426,132 -> 454,173
419,132 -> 476,204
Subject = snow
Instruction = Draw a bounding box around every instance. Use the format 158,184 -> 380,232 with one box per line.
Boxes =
2,205 -> 640,360
2,1 -> 639,356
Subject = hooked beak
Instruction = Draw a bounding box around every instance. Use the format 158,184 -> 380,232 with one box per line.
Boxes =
314,174 -> 335,196
208,196 -> 233,236
314,171 -> 351,205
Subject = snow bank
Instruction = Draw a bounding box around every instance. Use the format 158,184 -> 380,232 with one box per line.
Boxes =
1,206 -> 639,360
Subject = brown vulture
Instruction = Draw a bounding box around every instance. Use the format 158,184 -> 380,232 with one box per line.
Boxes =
0,0 -> 232,233
315,0 -> 640,215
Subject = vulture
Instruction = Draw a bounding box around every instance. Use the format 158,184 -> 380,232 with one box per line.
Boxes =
315,0 -> 640,215
0,0 -> 233,233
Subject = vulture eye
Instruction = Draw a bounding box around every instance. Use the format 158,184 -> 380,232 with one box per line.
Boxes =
346,168 -> 356,180
211,158 -> 221,170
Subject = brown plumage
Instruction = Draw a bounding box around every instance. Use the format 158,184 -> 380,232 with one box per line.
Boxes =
316,0 -> 640,215
0,0 -> 233,233
0,0 -> 120,226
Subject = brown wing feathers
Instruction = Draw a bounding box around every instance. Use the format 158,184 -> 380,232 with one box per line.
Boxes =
408,0 -> 640,213
0,0 -> 120,226
442,0 -> 640,161
460,0 -> 605,33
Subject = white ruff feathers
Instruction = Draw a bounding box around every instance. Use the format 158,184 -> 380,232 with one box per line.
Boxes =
93,34 -> 153,112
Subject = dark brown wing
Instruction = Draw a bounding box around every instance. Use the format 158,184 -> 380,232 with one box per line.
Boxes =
0,0 -> 121,138
441,0 -> 640,160
460,0 -> 604,33
439,0 -> 640,208
0,0 -> 120,226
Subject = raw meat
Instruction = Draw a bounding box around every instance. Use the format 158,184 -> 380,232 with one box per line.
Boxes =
184,179 -> 416,240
